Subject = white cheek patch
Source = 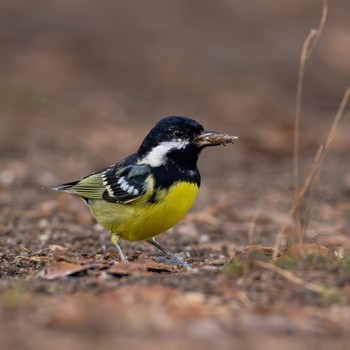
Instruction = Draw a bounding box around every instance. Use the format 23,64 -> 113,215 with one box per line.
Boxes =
140,140 -> 189,167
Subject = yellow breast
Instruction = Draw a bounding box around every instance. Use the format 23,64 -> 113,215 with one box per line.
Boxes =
87,181 -> 199,241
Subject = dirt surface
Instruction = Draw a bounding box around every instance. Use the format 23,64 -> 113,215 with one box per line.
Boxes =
1,1 -> 350,349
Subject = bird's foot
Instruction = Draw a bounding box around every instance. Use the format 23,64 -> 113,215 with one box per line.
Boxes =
155,255 -> 190,269
110,258 -> 129,265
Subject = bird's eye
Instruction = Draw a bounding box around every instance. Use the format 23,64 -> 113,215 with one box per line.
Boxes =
173,129 -> 185,138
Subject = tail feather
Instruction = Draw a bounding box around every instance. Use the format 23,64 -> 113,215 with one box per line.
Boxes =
50,180 -> 79,193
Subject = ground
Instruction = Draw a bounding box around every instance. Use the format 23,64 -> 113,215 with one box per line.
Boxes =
1,1 -> 350,349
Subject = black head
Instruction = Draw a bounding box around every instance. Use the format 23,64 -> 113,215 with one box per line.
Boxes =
138,116 -> 204,155
137,116 -> 232,169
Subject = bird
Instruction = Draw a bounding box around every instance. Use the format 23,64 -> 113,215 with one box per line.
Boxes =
52,116 -> 238,268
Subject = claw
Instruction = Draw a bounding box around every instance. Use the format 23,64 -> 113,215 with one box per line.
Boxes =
146,237 -> 190,269
155,256 -> 190,269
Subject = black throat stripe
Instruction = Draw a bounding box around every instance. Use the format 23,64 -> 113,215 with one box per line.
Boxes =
151,163 -> 201,190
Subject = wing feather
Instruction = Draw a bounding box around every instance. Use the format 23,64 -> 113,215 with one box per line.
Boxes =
53,156 -> 152,204
101,164 -> 151,203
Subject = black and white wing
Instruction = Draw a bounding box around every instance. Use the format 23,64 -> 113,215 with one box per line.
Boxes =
101,162 -> 152,203
52,154 -> 153,204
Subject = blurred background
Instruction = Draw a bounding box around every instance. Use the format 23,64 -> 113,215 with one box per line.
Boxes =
1,0 -> 350,194
1,1 -> 350,349
1,0 -> 350,257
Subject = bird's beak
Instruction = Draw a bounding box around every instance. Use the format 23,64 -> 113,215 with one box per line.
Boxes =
193,131 -> 238,148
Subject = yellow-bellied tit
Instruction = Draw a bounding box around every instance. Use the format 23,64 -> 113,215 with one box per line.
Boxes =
52,116 -> 238,268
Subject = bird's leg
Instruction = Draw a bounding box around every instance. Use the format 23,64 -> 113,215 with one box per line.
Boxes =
111,233 -> 128,262
146,237 -> 189,269
115,241 -> 128,262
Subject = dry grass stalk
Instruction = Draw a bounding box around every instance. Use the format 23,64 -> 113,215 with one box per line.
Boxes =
274,88 -> 350,258
306,0 -> 328,59
295,87 -> 350,221
247,210 -> 259,245
294,29 -> 317,206
273,1 -> 332,258
253,260 -> 328,295
293,0 -> 328,242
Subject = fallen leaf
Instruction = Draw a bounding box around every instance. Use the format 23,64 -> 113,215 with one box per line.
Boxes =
143,259 -> 179,272
52,250 -> 91,264
105,262 -> 147,276
105,255 -> 177,276
38,261 -> 103,280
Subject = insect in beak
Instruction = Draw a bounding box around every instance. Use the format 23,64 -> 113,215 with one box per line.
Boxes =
193,131 -> 238,148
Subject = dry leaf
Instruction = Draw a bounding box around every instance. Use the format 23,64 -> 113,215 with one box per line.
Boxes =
105,262 -> 147,276
38,261 -> 103,280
